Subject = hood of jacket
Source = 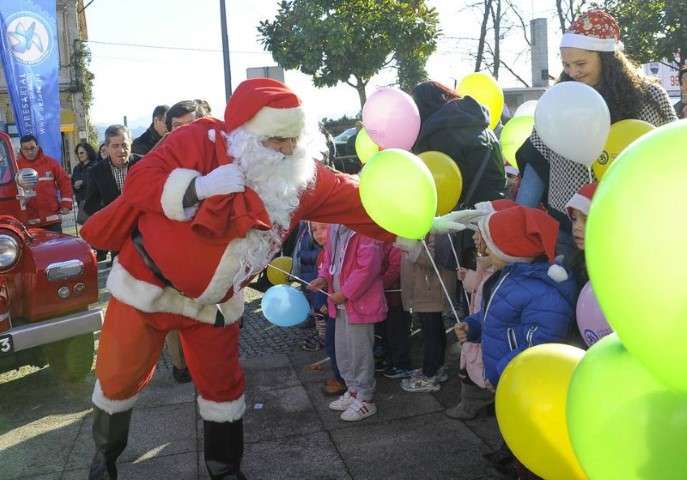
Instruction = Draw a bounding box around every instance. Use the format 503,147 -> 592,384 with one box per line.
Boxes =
502,261 -> 577,309
416,95 -> 492,149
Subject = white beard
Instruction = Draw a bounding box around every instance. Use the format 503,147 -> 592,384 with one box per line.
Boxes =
220,127 -> 316,292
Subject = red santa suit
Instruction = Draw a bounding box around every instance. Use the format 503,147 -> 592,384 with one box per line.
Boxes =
82,79 -> 393,479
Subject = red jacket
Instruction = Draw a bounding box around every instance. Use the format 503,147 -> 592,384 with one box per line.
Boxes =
17,149 -> 73,226
81,118 -> 394,325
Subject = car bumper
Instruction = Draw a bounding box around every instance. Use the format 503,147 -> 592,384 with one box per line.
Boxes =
8,309 -> 103,352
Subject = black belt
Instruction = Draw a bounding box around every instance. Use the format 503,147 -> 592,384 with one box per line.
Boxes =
131,227 -> 174,288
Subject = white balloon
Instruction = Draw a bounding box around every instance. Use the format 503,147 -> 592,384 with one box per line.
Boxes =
534,82 -> 610,167
513,100 -> 537,118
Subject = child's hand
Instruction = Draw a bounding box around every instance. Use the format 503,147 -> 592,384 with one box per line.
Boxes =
330,291 -> 347,305
454,323 -> 469,344
308,278 -> 327,292
457,267 -> 467,281
484,379 -> 496,393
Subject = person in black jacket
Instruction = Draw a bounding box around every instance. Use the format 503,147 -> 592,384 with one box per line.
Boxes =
131,105 -> 169,156
412,81 -> 505,207
72,142 -> 97,205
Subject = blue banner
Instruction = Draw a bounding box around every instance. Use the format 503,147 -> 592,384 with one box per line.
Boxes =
0,0 -> 61,161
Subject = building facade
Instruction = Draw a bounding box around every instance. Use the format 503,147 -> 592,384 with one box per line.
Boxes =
0,0 -> 89,172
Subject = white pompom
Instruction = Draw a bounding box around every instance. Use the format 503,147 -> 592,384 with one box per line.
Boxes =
547,264 -> 568,282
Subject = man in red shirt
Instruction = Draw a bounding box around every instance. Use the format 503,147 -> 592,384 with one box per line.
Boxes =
17,134 -> 73,232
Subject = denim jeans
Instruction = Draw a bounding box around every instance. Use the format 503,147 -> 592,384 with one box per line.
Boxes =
515,164 -> 545,208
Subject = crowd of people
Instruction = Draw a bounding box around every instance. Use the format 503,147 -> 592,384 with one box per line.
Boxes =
14,7 -> 683,480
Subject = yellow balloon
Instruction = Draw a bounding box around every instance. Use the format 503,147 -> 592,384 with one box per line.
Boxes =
593,119 -> 654,180
355,128 -> 380,164
496,344 -> 587,480
457,72 -> 504,130
418,151 -> 463,215
266,256 -> 293,285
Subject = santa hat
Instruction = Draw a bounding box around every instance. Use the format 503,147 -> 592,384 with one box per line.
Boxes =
224,78 -> 305,138
474,198 -> 517,214
560,10 -> 621,52
565,182 -> 598,218
478,206 -> 568,282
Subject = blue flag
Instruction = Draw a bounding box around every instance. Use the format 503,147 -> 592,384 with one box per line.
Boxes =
0,0 -> 61,161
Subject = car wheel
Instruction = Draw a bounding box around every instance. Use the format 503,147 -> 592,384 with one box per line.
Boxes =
45,333 -> 95,382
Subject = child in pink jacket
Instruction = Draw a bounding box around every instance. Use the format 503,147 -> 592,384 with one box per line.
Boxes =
310,224 -> 387,422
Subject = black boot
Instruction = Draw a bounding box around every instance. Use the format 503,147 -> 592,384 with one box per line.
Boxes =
204,419 -> 247,480
89,406 -> 132,480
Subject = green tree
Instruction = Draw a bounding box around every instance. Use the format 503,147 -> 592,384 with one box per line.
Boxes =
606,0 -> 686,67
258,0 -> 439,109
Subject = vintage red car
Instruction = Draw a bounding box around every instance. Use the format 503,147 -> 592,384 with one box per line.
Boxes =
0,131 -> 103,382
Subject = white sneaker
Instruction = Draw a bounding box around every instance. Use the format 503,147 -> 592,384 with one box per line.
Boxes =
401,375 -> 440,392
340,398 -> 377,421
329,391 -> 355,411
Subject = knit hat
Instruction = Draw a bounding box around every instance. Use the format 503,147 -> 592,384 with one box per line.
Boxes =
565,182 -> 598,218
560,10 -> 621,52
224,78 -> 305,138
478,206 -> 568,282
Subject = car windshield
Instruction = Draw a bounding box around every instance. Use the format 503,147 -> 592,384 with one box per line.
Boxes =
334,127 -> 358,143
0,140 -> 13,185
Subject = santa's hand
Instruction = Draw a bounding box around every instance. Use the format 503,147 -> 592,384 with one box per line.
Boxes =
430,211 -> 470,234
194,164 -> 245,200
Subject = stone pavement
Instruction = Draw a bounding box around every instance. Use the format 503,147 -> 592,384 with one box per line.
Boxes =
0,286 -> 507,480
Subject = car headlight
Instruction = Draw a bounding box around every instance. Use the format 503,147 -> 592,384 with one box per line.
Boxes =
0,234 -> 19,269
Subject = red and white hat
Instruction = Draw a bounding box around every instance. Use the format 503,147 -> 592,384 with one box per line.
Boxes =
474,198 -> 517,214
560,10 -> 621,52
565,182 -> 598,218
224,78 -> 305,138
478,206 -> 568,281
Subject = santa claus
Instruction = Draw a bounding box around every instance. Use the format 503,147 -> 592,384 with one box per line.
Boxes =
82,78 -> 464,480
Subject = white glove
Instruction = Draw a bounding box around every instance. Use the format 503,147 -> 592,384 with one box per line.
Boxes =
194,164 -> 245,200
430,211 -> 473,234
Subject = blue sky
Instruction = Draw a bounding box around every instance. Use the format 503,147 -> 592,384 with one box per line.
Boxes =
85,0 -> 560,129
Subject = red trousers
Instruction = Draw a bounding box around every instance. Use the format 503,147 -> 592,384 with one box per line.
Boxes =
96,298 -> 245,407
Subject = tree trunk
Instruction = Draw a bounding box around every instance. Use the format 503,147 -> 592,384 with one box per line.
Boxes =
354,77 -> 367,112
475,0 -> 493,71
491,0 -> 502,78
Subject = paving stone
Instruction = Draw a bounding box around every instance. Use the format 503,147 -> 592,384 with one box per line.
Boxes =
63,452 -> 198,480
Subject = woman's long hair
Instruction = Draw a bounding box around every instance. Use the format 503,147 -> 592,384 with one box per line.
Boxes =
74,142 -> 97,164
558,50 -> 660,123
412,81 -> 461,124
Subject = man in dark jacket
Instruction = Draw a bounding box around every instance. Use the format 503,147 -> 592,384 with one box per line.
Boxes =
674,67 -> 687,119
131,105 -> 168,156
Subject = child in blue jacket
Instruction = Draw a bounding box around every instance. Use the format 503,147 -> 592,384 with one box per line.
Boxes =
455,205 -> 577,388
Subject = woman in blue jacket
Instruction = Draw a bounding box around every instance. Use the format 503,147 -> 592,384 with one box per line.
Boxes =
455,206 -> 576,387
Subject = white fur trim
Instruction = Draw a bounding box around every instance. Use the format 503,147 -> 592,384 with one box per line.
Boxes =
92,380 -> 138,414
547,264 -> 569,282
197,394 -> 246,422
478,214 -> 533,264
560,32 -> 618,52
474,201 -> 496,214
106,258 -> 244,325
160,168 -> 201,221
565,194 -> 591,217
243,106 -> 305,138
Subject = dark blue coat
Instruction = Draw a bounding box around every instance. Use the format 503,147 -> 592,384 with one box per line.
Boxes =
292,222 -> 326,311
464,261 -> 577,385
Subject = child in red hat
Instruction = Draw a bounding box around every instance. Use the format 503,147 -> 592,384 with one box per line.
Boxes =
454,205 -> 577,388
564,182 -> 598,291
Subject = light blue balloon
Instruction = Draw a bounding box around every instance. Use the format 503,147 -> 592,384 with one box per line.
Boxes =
260,285 -> 311,327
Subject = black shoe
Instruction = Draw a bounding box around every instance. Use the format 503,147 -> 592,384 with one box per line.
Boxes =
172,366 -> 192,384
204,419 -> 246,479
89,406 -> 132,480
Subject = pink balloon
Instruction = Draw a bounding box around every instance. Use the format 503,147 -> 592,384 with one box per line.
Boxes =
362,87 -> 421,150
576,281 -> 613,346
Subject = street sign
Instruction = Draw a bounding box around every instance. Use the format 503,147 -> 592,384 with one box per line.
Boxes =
643,62 -> 681,98
246,66 -> 285,82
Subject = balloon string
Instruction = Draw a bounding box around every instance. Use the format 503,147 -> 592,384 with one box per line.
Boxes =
422,240 -> 463,326
266,264 -> 331,296
446,234 -> 472,307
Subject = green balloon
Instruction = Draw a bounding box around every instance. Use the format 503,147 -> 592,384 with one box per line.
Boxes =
355,128 -> 380,164
567,334 -> 687,479
359,149 -> 437,240
586,121 -> 687,391
500,115 -> 534,167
